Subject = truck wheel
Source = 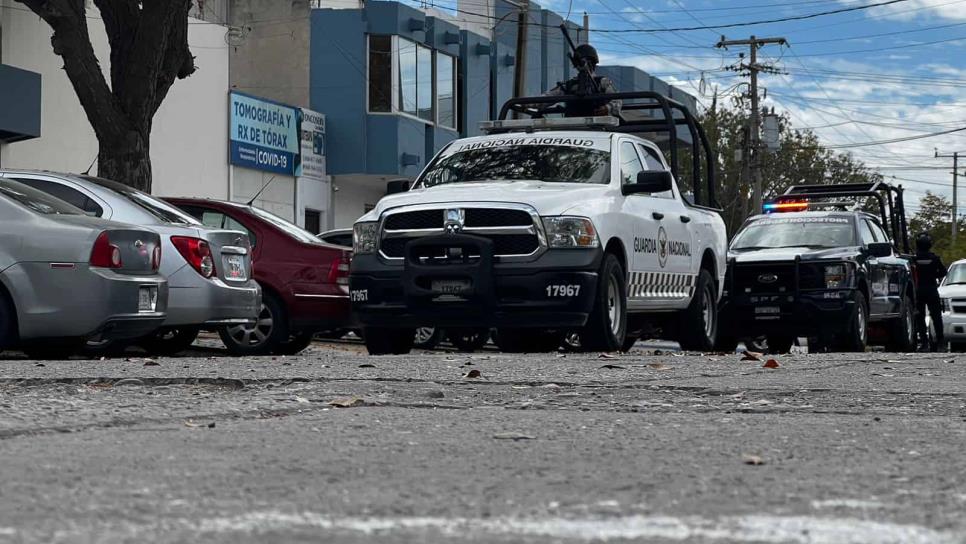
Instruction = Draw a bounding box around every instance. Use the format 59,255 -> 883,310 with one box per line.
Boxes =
448,328 -> 490,352
950,342 -> 966,353
364,327 -> 415,355
414,327 -> 444,350
677,269 -> 718,352
621,334 -> 639,352
766,335 -> 795,354
714,334 -> 739,353
580,253 -> 627,352
887,295 -> 916,352
495,329 -> 562,353
839,291 -> 869,352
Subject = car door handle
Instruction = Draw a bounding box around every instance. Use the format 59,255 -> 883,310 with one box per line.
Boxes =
680,215 -> 691,223
652,212 -> 665,220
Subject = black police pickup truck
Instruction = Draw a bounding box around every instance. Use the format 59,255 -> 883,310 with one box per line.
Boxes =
718,182 -> 916,353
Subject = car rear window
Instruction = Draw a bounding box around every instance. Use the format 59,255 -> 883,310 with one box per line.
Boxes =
0,179 -> 82,215
80,175 -> 201,225
248,206 -> 321,244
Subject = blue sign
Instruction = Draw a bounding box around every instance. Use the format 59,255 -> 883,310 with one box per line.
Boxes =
229,92 -> 300,175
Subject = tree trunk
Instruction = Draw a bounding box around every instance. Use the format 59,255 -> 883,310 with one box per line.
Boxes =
96,131 -> 152,193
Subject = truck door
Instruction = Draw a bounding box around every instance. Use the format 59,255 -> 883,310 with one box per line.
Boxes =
621,140 -> 692,304
858,217 -> 897,317
867,218 -> 905,316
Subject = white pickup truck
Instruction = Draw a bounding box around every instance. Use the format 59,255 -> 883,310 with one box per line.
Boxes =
350,96 -> 726,355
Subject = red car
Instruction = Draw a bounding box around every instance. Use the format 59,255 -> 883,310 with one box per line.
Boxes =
165,198 -> 351,355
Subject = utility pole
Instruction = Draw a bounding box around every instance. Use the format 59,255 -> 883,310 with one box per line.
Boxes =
583,12 -> 590,44
512,0 -> 529,101
716,35 -> 786,215
936,149 -> 960,245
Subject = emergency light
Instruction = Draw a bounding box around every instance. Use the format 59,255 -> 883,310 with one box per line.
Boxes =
763,199 -> 809,213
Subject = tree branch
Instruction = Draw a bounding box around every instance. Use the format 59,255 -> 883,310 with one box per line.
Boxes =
16,0 -> 130,142
91,0 -> 140,92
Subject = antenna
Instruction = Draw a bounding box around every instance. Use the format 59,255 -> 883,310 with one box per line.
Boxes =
246,176 -> 276,206
82,155 -> 97,175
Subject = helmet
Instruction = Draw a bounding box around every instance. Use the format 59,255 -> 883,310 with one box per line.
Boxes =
573,44 -> 599,66
917,232 -> 933,251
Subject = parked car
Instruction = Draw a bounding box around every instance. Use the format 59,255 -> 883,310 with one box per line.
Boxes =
165,198 -> 352,355
318,228 -> 353,248
939,259 -> 966,352
0,171 -> 260,355
0,178 -> 169,359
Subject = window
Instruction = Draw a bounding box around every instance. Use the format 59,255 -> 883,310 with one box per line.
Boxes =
636,144 -> 673,199
179,205 -> 258,247
12,177 -> 103,216
418,145 -> 611,187
417,45 -> 433,122
732,218 -> 856,250
248,205 -> 321,244
80,175 -> 201,225
638,145 -> 666,171
620,141 -> 645,186
368,35 -> 457,127
869,220 -> 891,243
304,209 -> 321,235
859,219 -> 877,245
0,179 -> 81,215
368,35 -> 392,112
436,53 -> 456,129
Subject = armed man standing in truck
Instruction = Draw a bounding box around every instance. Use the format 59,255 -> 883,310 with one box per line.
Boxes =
915,232 -> 947,351
544,43 -> 622,117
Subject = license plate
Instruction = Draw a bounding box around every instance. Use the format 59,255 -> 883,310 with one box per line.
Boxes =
223,255 -> 247,281
138,286 -> 158,313
755,306 -> 780,315
431,279 -> 471,295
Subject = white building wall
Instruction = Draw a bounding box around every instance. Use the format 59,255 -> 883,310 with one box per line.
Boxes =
0,5 -> 230,200
298,176 -> 332,230
230,167 -> 297,222
332,175 -> 388,228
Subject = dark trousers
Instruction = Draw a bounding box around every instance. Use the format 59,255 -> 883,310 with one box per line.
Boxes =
916,289 -> 944,347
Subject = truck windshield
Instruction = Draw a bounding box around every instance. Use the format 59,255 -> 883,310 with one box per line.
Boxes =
417,145 -> 611,187
732,217 -> 855,250
946,264 -> 966,285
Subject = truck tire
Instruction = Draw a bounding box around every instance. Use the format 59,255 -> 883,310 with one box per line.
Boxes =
414,327 -> 444,350
448,328 -> 490,352
364,327 -> 415,355
580,253 -> 627,352
677,269 -> 718,352
887,294 -> 916,352
766,335 -> 795,354
275,332 -> 316,355
495,329 -> 562,353
839,291 -> 869,352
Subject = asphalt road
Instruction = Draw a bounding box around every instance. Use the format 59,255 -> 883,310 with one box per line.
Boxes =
1,343 -> 965,544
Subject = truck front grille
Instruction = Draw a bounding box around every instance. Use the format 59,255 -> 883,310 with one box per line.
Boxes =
380,206 -> 541,260
733,263 -> 797,295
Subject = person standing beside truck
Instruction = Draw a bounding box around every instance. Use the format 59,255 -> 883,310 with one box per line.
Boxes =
914,232 -> 947,351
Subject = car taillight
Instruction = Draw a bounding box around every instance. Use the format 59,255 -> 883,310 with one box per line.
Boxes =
171,236 -> 215,278
151,245 -> 162,271
90,231 -> 123,269
328,252 -> 351,288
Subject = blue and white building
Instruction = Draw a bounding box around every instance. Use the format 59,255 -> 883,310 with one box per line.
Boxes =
0,0 -> 698,230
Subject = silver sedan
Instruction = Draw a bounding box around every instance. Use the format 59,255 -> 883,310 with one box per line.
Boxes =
0,170 -> 261,355
0,178 -> 169,359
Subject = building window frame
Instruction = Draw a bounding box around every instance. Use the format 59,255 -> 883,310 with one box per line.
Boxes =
435,50 -> 458,132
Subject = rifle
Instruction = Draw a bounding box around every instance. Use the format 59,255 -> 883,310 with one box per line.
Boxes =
559,23 -> 601,96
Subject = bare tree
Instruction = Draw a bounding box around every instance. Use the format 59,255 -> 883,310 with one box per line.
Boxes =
17,0 -> 196,192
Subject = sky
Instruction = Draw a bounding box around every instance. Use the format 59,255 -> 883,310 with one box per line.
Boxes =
429,0 -> 966,216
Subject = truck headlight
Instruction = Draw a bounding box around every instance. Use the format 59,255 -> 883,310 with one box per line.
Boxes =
353,222 -> 378,255
942,297 -> 952,313
542,216 -> 600,249
824,264 -> 849,289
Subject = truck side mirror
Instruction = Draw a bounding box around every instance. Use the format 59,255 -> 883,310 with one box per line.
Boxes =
386,179 -> 411,195
867,242 -> 893,258
622,171 -> 673,196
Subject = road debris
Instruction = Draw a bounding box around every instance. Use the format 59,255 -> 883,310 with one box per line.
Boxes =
328,397 -> 366,408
